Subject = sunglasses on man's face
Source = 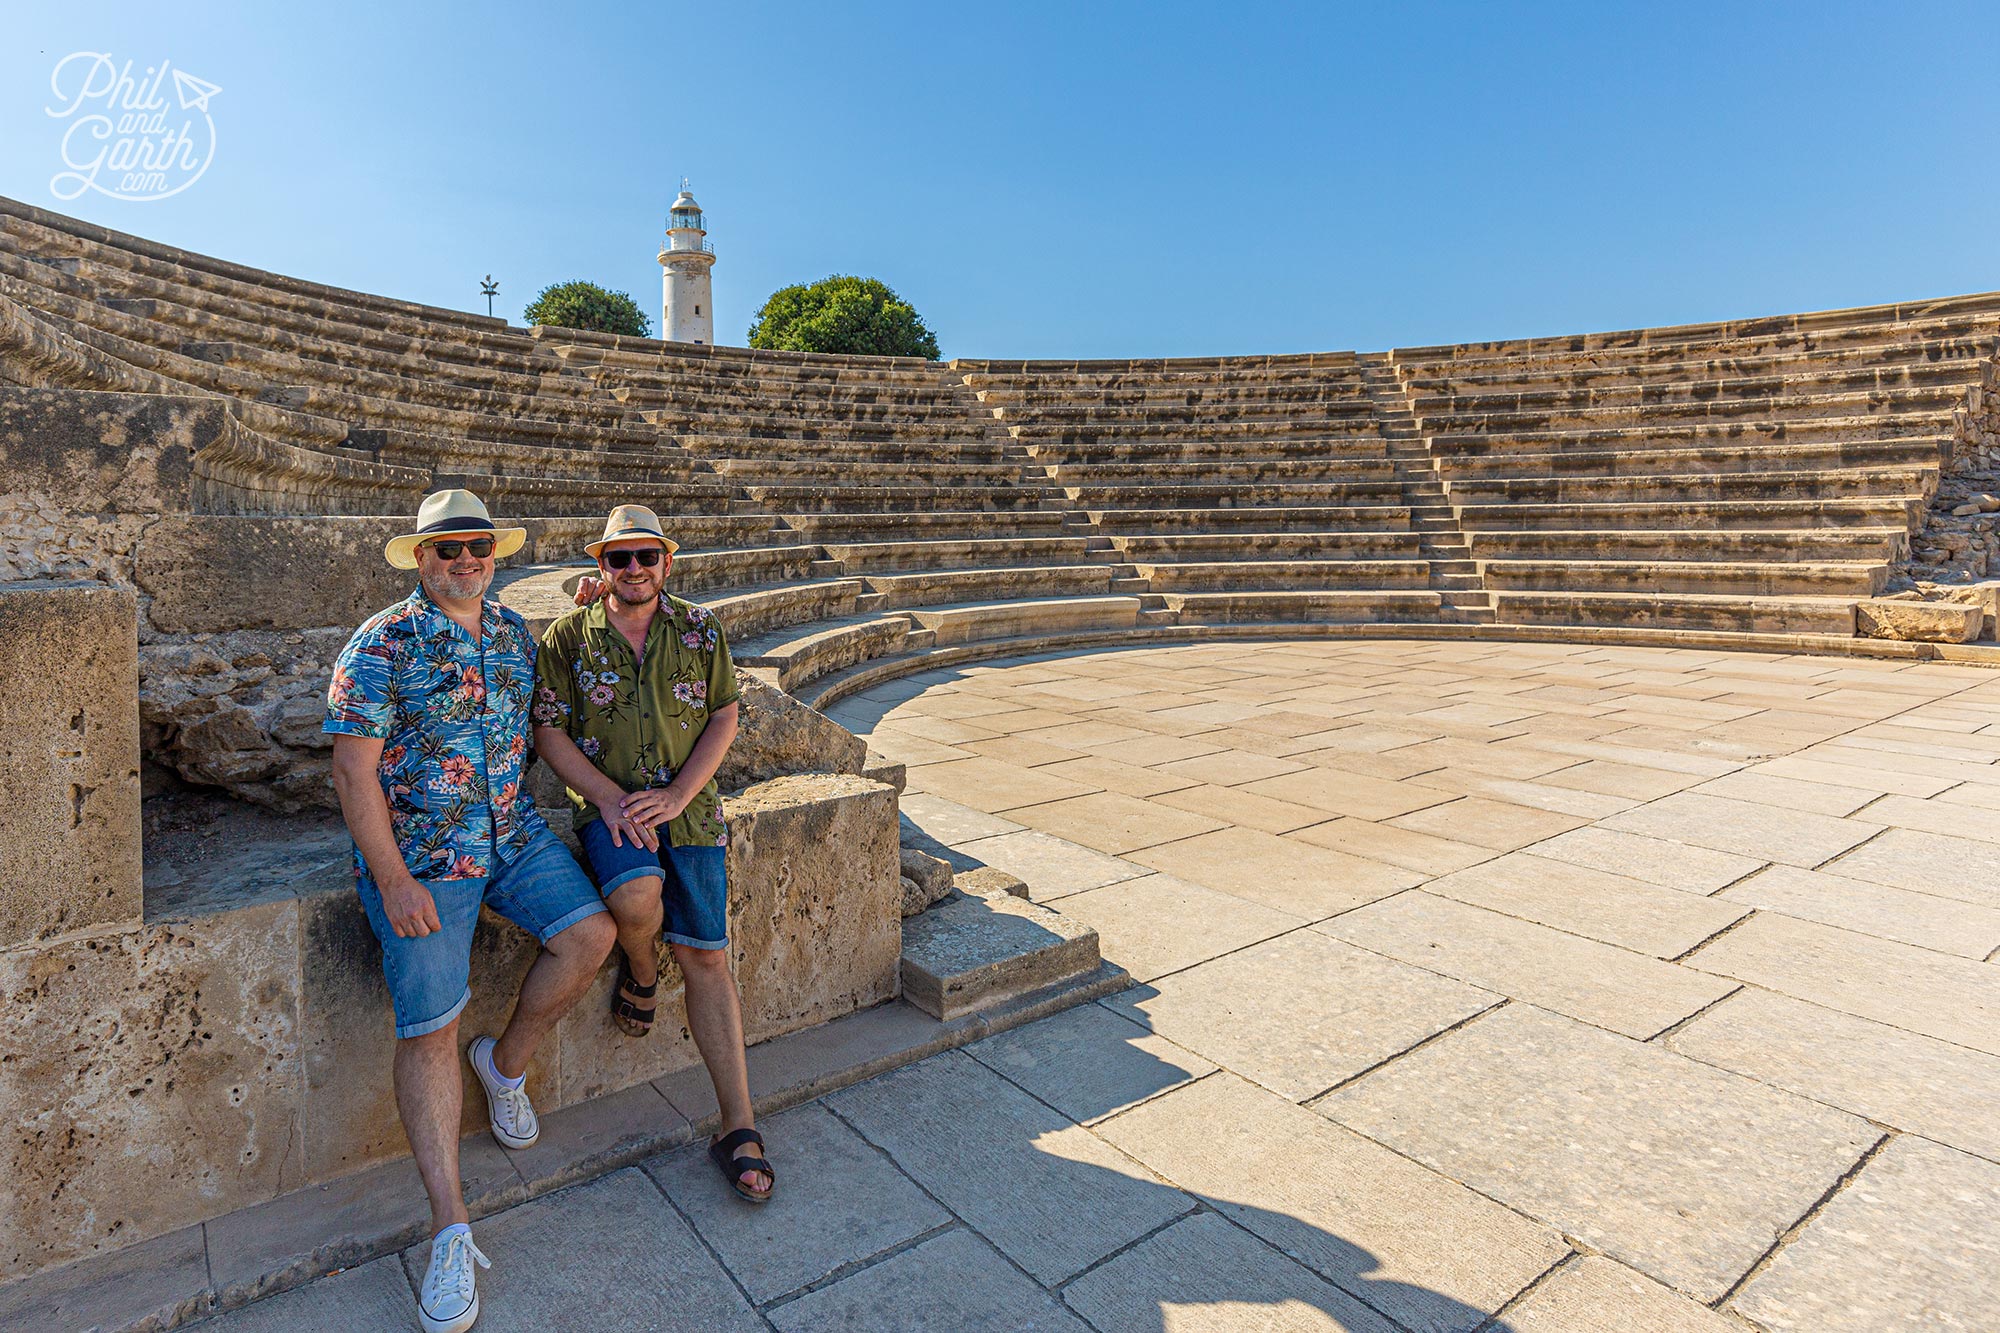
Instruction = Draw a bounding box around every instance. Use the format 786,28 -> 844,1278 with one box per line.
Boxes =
602,548 -> 663,570
422,538 -> 494,560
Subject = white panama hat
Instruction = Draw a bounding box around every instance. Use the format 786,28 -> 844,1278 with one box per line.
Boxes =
384,489 -> 528,570
585,504 -> 680,558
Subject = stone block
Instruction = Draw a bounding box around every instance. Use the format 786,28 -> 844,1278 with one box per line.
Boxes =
766,1229 -> 1091,1333
1507,1255 -> 1744,1332
644,1101 -> 950,1305
195,1256 -> 414,1333
396,1168 -> 765,1332
1097,1071 -> 1566,1333
951,864 -> 1028,899
1107,929 -> 1496,1100
1319,1005 -> 1879,1302
1733,1137 -> 2000,1332
134,516 -> 415,634
1854,597 -> 1983,643
0,1221 -> 212,1333
722,774 -> 901,1043
825,1051 -> 1191,1285
0,899 -> 304,1283
0,388 -> 203,585
1060,1211 -> 1399,1333
0,580 -> 142,947
714,673 -> 869,793
900,888 -> 1100,1020
1666,987 -> 2000,1163
964,1001 -> 1215,1125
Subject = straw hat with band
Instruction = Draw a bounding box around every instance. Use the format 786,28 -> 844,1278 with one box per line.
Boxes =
585,504 -> 680,559
384,489 -> 528,570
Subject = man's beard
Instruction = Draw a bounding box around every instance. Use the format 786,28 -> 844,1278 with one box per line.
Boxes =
610,576 -> 659,608
421,567 -> 493,602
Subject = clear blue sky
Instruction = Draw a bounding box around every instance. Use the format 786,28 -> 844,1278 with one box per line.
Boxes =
3,2 -> 1994,360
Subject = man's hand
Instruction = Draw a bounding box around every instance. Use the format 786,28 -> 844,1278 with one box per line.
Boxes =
605,804 -> 660,852
380,873 -> 443,938
573,574 -> 607,606
623,785 -> 692,831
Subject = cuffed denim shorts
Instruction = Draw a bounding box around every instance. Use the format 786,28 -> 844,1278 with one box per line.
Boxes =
356,826 -> 608,1039
577,819 -> 730,951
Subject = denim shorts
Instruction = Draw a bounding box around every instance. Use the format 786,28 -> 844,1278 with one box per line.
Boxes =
356,825 -> 608,1039
577,819 -> 730,951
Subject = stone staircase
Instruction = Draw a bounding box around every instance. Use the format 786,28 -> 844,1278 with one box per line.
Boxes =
1360,351 -> 1494,624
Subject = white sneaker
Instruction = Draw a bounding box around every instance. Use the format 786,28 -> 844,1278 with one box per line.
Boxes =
468,1035 -> 539,1149
417,1227 -> 490,1333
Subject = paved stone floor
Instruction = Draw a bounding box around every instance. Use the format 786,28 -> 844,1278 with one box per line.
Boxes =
202,639 -> 2000,1331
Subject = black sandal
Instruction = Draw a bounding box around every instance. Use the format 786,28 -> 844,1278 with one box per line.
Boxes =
611,953 -> 657,1037
709,1127 -> 775,1204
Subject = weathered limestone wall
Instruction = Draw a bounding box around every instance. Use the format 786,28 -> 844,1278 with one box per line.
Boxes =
1899,342 -> 2000,587
0,768 -> 900,1283
0,582 -> 143,946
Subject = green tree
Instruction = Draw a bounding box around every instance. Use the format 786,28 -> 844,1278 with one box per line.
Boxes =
748,275 -> 940,359
522,281 -> 651,337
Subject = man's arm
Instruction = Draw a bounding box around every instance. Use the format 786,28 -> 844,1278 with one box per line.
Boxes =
329,734 -> 440,938
532,723 -> 658,851
622,701 -> 738,831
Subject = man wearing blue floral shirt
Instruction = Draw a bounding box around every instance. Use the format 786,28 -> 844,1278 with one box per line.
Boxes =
326,490 -> 614,1333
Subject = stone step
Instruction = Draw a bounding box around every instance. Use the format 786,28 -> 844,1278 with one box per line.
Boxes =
1430,412 -> 1949,452
1415,389 -> 1965,435
1457,497 -> 1922,531
1434,436 -> 1952,479
776,511 -> 1074,542
1462,527 -> 1907,562
1086,505 -> 1416,534
900,595 -> 1143,645
741,484 -> 1055,514
736,614 -> 913,693
899,890 -> 1103,1022
861,565 -> 1121,609
1408,360 -> 1981,414
1106,531 -> 1423,560
682,436 -> 1025,464
1492,589 -> 1863,636
1061,481 -> 1409,507
1155,589 -> 1446,625
1024,437 -> 1388,464
816,536 -> 1108,574
1482,558 -> 1889,597
1446,465 -> 1933,505
1131,559 -> 1431,591
704,579 -> 863,641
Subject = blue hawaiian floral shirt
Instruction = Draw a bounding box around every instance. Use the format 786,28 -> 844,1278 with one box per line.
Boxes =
323,586 -> 548,884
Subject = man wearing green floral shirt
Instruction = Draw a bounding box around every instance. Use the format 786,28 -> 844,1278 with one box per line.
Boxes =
531,504 -> 773,1203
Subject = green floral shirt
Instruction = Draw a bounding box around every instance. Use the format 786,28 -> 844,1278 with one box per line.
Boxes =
531,594 -> 740,847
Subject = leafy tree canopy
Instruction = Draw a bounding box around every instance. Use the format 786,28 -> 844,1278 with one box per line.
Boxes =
748,275 -> 940,359
523,281 -> 651,337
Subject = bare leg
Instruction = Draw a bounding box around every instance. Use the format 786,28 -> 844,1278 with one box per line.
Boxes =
491,912 -> 616,1079
673,941 -> 770,1193
394,1019 -> 468,1235
607,876 -> 666,996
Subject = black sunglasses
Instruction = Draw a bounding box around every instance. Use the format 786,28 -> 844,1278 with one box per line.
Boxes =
602,548 -> 664,570
423,538 -> 494,559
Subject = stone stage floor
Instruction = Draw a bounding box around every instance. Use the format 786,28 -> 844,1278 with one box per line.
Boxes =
200,639 -> 1997,1331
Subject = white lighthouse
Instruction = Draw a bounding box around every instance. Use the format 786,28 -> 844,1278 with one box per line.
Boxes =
658,183 -> 716,345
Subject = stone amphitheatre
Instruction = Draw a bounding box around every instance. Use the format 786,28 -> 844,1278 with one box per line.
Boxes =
1,192 -> 1997,1331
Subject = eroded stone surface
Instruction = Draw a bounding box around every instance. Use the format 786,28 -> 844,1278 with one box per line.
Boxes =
1107,930 -> 1497,1101
646,1101 -> 948,1304
0,581 -> 142,948
1733,1137 -> 2000,1332
1317,891 -> 1733,1039
1060,1211 -> 1400,1333
1507,1256 -> 1744,1332
0,900 -> 304,1283
1667,987 -> 2000,1162
1097,1072 -> 1566,1333
825,1051 -> 1191,1285
1319,1005 -> 1879,1301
